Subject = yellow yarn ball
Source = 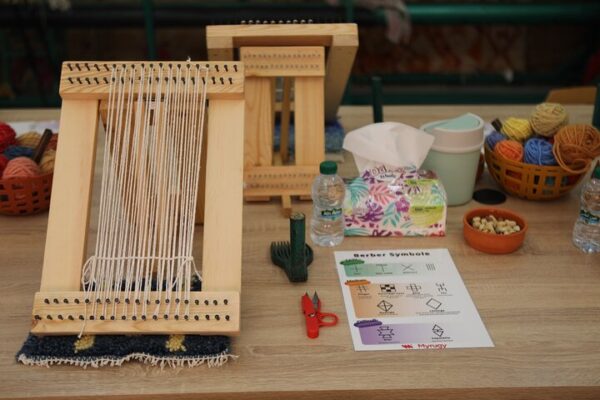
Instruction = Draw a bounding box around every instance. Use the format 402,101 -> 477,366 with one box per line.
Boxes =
39,149 -> 56,174
501,117 -> 532,142
529,102 -> 568,137
16,131 -> 42,148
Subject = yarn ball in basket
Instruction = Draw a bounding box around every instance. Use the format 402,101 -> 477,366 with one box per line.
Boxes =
0,121 -> 17,153
16,131 -> 42,148
501,118 -> 532,142
0,154 -> 8,176
3,145 -> 34,160
524,138 -> 557,166
529,103 -> 568,137
485,130 -> 506,151
39,149 -> 56,174
47,133 -> 59,151
552,124 -> 600,174
495,140 -> 524,162
2,157 -> 40,179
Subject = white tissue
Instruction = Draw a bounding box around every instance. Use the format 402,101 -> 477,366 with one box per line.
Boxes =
343,122 -> 435,173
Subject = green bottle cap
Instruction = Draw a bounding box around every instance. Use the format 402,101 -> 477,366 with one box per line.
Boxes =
593,161 -> 600,180
319,161 -> 337,175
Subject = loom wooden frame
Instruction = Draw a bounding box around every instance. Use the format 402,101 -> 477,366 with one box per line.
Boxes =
30,61 -> 245,335
206,23 -> 358,122
239,46 -> 324,214
206,24 -> 358,217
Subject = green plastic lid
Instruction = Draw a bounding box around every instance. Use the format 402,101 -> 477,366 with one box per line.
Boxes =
593,161 -> 600,179
320,161 -> 337,175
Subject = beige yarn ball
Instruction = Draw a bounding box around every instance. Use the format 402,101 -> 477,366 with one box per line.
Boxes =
530,102 -> 568,137
39,150 -> 56,174
16,131 -> 42,148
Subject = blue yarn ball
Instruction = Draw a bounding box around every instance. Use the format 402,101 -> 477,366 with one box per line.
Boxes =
524,138 -> 556,166
3,145 -> 34,160
485,130 -> 506,150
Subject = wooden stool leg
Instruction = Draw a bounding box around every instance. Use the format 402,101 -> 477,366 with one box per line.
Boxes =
294,76 -> 324,166
202,98 -> 244,292
41,99 -> 99,292
245,76 -> 275,202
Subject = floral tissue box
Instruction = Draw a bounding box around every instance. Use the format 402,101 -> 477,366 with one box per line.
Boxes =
343,166 -> 447,237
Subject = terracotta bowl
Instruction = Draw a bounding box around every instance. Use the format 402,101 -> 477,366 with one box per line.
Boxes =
463,208 -> 527,254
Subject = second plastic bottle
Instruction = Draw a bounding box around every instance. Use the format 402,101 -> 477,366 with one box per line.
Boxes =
310,161 -> 345,247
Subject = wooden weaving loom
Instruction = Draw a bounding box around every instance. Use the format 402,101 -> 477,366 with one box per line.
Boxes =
206,23 -> 358,217
30,61 -> 244,336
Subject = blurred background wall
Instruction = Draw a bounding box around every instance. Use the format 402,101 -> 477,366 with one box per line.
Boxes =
1,0 -> 599,107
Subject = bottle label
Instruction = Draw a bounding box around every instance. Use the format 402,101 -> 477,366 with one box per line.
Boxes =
578,208 -> 600,225
321,208 -> 342,220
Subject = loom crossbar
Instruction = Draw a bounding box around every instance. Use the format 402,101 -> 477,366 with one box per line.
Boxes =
31,291 -> 240,335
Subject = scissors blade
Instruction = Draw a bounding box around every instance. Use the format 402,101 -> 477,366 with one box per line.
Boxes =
312,292 -> 320,311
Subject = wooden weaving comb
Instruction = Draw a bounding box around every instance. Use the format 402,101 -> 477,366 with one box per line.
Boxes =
30,61 -> 245,336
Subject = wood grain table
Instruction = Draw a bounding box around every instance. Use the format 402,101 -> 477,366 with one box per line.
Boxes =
1,105 -> 599,400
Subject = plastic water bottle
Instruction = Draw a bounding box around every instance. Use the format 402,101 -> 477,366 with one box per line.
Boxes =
573,161 -> 600,253
310,161 -> 345,247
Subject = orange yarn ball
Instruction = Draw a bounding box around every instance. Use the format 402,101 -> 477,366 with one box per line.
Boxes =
552,124 -> 600,174
2,157 -> 40,179
495,140 -> 524,162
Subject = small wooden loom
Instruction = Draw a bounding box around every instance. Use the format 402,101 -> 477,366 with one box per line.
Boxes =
206,23 -> 358,216
30,61 -> 244,335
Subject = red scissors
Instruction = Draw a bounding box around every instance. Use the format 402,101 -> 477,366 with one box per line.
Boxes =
302,292 -> 338,339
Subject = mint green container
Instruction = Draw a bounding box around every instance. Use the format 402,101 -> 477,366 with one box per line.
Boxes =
421,113 -> 484,206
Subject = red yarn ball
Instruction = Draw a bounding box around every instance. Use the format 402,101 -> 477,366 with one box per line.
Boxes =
0,121 -> 17,153
0,154 -> 8,176
2,157 -> 40,179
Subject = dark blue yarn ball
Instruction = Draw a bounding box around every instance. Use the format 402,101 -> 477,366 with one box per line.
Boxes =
3,145 -> 34,160
485,130 -> 506,150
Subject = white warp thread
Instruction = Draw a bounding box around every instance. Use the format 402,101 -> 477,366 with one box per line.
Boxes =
80,62 -> 209,332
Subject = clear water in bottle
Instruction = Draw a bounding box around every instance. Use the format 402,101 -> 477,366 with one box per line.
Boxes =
573,162 -> 600,253
310,161 -> 345,247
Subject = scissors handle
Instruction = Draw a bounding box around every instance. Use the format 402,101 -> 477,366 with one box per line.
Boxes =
317,312 -> 338,327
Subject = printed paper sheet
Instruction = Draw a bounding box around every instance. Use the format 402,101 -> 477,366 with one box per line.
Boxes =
335,249 -> 493,351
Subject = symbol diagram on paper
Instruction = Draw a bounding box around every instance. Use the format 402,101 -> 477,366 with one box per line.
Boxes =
401,264 -> 416,273
436,283 -> 447,294
376,264 -> 388,274
432,324 -> 444,337
379,284 -> 396,293
406,283 -> 422,294
357,285 -> 369,294
426,298 -> 442,310
377,300 -> 394,312
377,325 -> 395,341
426,263 -> 436,271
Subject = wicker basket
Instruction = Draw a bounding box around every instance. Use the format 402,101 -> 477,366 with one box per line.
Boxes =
484,144 -> 584,200
0,173 -> 53,215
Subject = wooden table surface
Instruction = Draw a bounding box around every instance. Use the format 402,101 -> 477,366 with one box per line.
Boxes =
1,105 -> 599,400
